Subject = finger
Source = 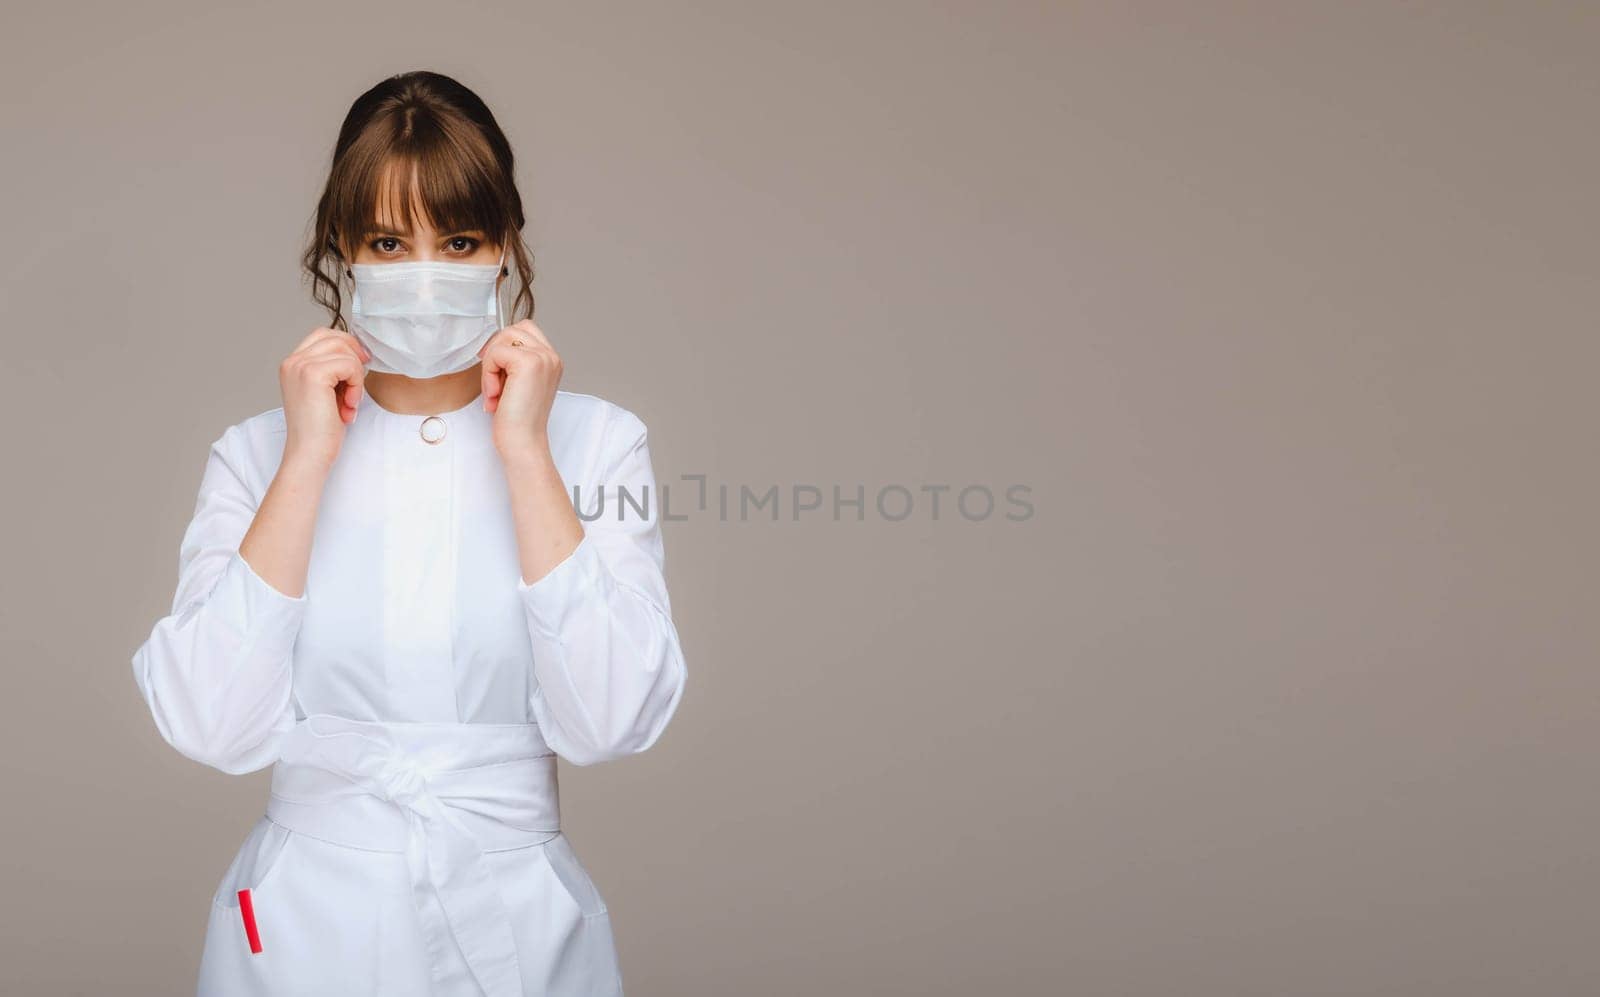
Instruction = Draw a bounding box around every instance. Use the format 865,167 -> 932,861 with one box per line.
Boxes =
310,329 -> 368,358
477,324 -> 523,359
299,333 -> 369,364
342,370 -> 365,408
292,327 -> 337,351
480,359 -> 500,413
482,341 -> 514,368
484,344 -> 521,410
512,320 -> 554,352
304,350 -> 366,375
304,354 -> 366,389
292,327 -> 346,354
291,329 -> 370,369
482,341 -> 545,380
343,333 -> 372,363
340,378 -> 364,423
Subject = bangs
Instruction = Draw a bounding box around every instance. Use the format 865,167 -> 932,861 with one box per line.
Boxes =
327,112 -> 508,258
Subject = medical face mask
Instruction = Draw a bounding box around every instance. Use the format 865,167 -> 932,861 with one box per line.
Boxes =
347,243 -> 507,378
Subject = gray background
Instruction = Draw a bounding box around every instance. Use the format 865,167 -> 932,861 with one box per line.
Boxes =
2,2 -> 1597,994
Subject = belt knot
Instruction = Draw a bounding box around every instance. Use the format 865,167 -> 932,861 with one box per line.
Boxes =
376,755 -> 432,810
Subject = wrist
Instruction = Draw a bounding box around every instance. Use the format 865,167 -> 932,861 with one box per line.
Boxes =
278,448 -> 335,482
495,434 -> 553,468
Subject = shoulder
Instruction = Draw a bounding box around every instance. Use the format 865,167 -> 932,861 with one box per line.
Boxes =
550,389 -> 644,431
550,389 -> 649,447
206,405 -> 288,494
215,404 -> 287,453
548,390 -> 652,479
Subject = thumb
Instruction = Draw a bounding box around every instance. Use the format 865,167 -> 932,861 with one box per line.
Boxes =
481,353 -> 502,410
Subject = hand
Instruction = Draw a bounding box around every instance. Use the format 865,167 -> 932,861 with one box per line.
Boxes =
280,327 -> 370,472
479,320 -> 562,461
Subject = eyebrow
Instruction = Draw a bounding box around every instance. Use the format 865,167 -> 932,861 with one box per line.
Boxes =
361,226 -> 486,239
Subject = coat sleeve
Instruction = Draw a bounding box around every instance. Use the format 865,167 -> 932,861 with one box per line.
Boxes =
130,425 -> 306,775
518,406 -> 689,766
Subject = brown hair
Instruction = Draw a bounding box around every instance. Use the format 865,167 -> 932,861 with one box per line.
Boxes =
300,71 -> 535,330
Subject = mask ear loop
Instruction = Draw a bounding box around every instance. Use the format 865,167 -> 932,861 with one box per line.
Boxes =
341,243 -> 359,324
493,241 -> 508,328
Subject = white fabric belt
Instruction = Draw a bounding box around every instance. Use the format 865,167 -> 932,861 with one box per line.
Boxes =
264,713 -> 561,996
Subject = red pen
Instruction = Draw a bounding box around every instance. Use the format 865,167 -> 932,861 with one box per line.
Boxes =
237,888 -> 263,953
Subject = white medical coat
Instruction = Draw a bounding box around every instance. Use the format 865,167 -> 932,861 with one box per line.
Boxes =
130,388 -> 688,995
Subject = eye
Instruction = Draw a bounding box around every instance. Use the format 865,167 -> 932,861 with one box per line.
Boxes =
368,237 -> 403,254
447,236 -> 481,254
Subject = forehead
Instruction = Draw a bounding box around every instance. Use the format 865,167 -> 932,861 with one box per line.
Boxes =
366,190 -> 485,238
347,152 -> 500,246
368,164 -> 433,235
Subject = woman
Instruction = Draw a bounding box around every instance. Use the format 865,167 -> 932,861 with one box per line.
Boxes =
129,71 -> 688,996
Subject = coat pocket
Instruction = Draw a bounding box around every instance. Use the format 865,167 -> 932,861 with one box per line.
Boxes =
210,816 -> 294,911
541,832 -> 610,919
